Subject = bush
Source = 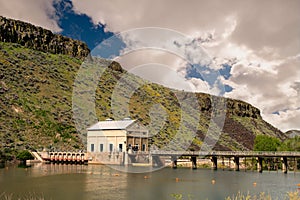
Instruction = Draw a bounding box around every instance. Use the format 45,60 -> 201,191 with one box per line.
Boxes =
278,136 -> 300,151
16,150 -> 34,161
254,135 -> 281,151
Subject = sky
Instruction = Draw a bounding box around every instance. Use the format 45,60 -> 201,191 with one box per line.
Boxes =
0,0 -> 299,132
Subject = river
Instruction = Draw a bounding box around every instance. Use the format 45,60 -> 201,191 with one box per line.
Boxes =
0,164 -> 299,200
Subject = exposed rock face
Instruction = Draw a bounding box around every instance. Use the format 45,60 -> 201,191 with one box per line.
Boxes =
0,16 -> 90,59
285,130 -> 300,138
0,17 -> 286,154
226,99 -> 260,119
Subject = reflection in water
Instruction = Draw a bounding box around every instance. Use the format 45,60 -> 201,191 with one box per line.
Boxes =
84,165 -> 128,200
0,164 -> 88,199
0,164 -> 299,200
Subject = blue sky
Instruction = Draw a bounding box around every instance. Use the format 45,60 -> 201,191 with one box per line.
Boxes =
52,1 -> 233,95
53,0 -> 113,50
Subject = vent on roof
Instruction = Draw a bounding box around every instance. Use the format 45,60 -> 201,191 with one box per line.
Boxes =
123,117 -> 131,120
105,118 -> 113,121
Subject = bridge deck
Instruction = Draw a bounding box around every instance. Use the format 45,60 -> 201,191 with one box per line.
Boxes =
150,151 -> 300,157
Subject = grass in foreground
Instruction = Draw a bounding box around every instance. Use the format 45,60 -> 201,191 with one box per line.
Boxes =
0,192 -> 47,200
171,191 -> 300,200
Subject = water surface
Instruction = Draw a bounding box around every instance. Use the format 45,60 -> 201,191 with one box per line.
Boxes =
0,164 -> 299,199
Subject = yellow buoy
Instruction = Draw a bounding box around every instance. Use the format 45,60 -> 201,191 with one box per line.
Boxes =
253,182 -> 257,187
211,179 -> 216,184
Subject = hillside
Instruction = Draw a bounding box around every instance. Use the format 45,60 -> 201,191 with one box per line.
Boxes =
0,17 -> 286,160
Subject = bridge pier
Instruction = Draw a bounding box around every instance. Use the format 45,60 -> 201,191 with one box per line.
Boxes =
294,157 -> 297,172
233,156 -> 240,171
171,156 -> 178,169
281,157 -> 288,174
211,156 -> 217,170
149,151 -> 300,172
152,155 -> 164,168
221,157 -> 225,170
191,156 -> 197,169
256,157 -> 263,173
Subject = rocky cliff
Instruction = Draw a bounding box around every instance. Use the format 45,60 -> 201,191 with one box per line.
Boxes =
0,16 -> 90,59
0,17 -> 286,160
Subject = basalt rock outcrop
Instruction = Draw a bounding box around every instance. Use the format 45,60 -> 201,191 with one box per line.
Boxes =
0,17 -> 287,160
0,16 -> 90,59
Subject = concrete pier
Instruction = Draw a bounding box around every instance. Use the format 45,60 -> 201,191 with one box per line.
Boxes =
211,156 -> 217,170
191,156 -> 197,169
234,156 -> 240,171
257,157 -> 263,173
149,151 -> 300,173
281,157 -> 288,174
152,155 -> 164,168
171,156 -> 178,169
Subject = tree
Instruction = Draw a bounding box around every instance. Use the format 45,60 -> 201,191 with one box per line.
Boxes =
278,136 -> 300,151
253,135 -> 281,151
16,150 -> 34,162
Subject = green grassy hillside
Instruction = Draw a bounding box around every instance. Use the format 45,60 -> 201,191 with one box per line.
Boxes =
0,40 -> 285,161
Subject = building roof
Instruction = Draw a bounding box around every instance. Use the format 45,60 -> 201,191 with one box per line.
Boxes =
87,119 -> 136,131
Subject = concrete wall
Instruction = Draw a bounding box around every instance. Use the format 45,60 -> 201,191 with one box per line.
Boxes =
87,152 -> 124,165
87,130 -> 127,153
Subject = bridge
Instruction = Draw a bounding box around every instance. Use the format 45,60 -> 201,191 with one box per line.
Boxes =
148,151 -> 300,173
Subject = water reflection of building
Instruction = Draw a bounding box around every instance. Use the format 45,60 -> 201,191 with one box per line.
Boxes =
87,118 -> 149,164
29,163 -> 87,177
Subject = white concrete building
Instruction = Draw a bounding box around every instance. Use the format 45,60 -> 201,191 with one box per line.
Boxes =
87,118 -> 149,164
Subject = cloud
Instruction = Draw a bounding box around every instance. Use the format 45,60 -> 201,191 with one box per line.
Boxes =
93,27 -> 216,93
224,57 -> 300,131
1,0 -> 299,131
0,0 -> 61,32
72,0 -> 300,131
72,0 -> 300,58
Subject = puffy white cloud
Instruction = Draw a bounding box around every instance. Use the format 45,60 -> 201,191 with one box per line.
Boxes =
72,0 -> 300,131
1,0 -> 299,131
72,0 -> 300,58
224,57 -> 300,131
0,0 -> 61,32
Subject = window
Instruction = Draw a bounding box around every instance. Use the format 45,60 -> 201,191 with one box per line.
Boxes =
100,144 -> 104,152
91,144 -> 95,152
109,144 -> 113,152
142,144 -> 146,151
118,144 -> 123,152
134,144 -> 139,151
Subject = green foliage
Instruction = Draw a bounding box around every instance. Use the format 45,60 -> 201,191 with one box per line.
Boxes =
0,192 -> 46,200
254,135 -> 281,151
170,191 -> 300,200
0,39 -> 286,159
278,136 -> 300,151
171,193 -> 193,200
16,150 -> 34,161
225,191 -> 300,200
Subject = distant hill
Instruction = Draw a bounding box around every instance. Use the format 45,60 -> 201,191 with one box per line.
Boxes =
0,17 -> 286,160
285,130 -> 300,138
